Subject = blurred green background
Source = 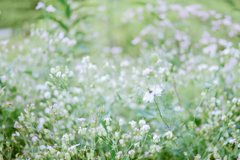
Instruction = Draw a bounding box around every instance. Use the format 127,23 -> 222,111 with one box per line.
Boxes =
0,0 -> 239,39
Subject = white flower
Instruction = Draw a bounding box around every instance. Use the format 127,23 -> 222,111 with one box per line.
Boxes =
116,151 -> 123,159
97,125 -> 107,136
134,142 -> 140,148
78,127 -> 87,136
128,149 -> 135,155
129,120 -> 137,128
82,56 -> 90,64
142,68 -> 152,75
45,5 -> 56,12
131,37 -> 141,45
165,131 -> 173,139
111,47 -> 122,54
50,68 -> 56,74
156,146 -> 163,152
32,136 -> 39,142
119,139 -> 124,145
232,97 -> 238,103
151,86 -> 163,96
139,119 -> 146,127
153,135 -> 160,143
36,2 -> 45,10
104,118 -> 112,125
150,145 -> 158,153
77,118 -> 86,122
140,124 -> 150,134
115,132 -> 120,139
61,134 -> 69,142
1,75 -> 7,83
44,92 -> 51,99
68,144 -> 80,152
56,71 -> 61,77
143,86 -> 162,103
119,118 -> 125,126
143,91 -> 154,103
107,126 -> 112,132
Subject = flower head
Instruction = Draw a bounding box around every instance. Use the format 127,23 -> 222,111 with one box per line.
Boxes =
143,86 -> 162,103
129,120 -> 137,128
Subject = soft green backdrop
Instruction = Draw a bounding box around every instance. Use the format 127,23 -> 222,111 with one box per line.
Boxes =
0,0 -> 240,29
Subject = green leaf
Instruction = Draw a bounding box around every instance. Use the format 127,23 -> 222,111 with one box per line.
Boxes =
117,93 -> 122,100
24,70 -> 32,75
137,109 -> 156,119
49,16 -> 68,31
59,0 -> 67,5
72,15 -> 92,27
65,5 -> 71,18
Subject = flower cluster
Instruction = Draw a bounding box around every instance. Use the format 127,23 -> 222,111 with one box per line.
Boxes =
1,0 -> 240,159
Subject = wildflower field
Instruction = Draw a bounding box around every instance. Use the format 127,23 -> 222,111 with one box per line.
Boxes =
1,0 -> 240,159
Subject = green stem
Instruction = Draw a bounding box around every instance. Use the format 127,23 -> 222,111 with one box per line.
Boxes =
154,99 -> 170,129
154,99 -> 180,149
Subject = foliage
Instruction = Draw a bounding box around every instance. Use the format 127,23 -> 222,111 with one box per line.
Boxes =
1,0 -> 240,160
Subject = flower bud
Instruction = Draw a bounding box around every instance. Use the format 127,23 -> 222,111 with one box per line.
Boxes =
119,118 -> 124,126
56,71 -> 61,77
91,119 -> 96,128
99,107 -> 105,114
165,131 -> 173,139
65,152 -> 71,160
150,54 -> 158,63
223,155 -> 228,160
98,138 -> 103,145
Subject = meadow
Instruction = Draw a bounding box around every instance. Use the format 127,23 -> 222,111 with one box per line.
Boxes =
1,0 -> 240,159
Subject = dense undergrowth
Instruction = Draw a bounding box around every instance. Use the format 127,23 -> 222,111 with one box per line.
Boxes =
1,0 -> 240,159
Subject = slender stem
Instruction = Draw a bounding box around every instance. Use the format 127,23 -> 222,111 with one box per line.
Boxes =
154,99 -> 170,129
172,75 -> 182,107
154,99 -> 180,149
193,90 -> 208,124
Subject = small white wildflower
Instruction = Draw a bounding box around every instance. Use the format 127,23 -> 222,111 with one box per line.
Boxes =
65,152 -> 71,160
115,132 -> 120,139
165,131 -> 173,139
139,119 -> 146,127
156,146 -> 163,152
143,86 -> 162,103
78,127 -> 87,136
128,149 -> 135,155
140,124 -> 150,134
153,135 -> 160,143
119,139 -> 124,145
45,81 -> 53,87
107,126 -> 112,132
150,145 -> 158,153
119,118 -> 125,126
45,5 -> 56,12
232,97 -> 238,103
104,118 -> 112,126
56,71 -> 61,77
32,136 -> 39,142
77,118 -> 86,122
61,134 -> 69,142
116,151 -> 123,159
201,92 -> 206,97
129,120 -> 137,128
97,125 -> 107,136
44,92 -> 51,99
1,75 -> 7,83
36,2 -> 45,10
142,68 -> 152,75
82,56 -> 90,64
131,37 -> 141,45
134,142 -> 140,148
